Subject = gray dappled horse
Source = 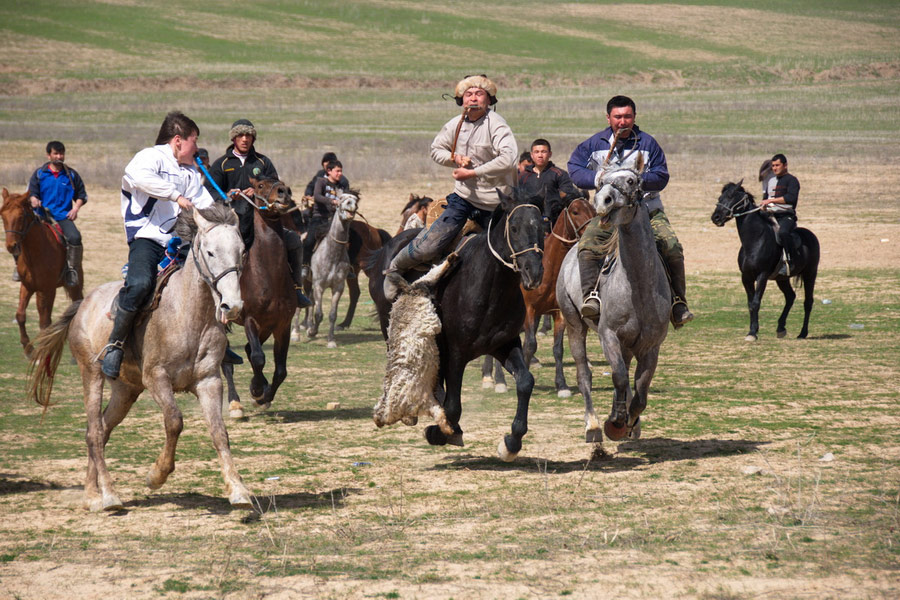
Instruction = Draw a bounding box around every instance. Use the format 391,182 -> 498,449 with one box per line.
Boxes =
308,190 -> 359,347
28,205 -> 251,512
557,162 -> 669,442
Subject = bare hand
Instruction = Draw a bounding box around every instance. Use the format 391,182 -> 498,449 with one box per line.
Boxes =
30,196 -> 42,209
66,207 -> 79,221
454,154 -> 472,168
452,168 -> 476,181
176,196 -> 193,211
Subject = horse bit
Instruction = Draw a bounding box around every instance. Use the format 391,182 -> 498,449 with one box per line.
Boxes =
550,203 -> 590,244
487,203 -> 544,271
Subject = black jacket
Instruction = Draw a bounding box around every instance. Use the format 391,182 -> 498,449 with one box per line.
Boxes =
518,162 -> 586,225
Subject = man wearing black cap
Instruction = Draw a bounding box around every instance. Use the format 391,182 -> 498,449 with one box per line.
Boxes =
207,119 -> 312,308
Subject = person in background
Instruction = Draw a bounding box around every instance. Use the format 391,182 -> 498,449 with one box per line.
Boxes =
517,151 -> 533,175
761,153 -> 801,276
304,151 -> 350,198
518,138 -> 586,234
302,159 -> 349,280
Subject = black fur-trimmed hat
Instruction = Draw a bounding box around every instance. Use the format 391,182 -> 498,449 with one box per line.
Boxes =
229,119 -> 257,140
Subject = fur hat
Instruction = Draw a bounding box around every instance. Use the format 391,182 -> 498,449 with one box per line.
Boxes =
453,75 -> 498,106
229,118 -> 257,141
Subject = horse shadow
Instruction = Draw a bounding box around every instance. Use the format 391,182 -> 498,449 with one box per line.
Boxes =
805,334 -> 851,340
122,487 -> 359,515
0,475 -> 66,496
432,453 -> 645,473
265,407 -> 372,423
615,437 -> 768,464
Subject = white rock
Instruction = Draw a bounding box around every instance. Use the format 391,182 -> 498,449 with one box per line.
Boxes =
819,452 -> 835,462
742,466 -> 764,475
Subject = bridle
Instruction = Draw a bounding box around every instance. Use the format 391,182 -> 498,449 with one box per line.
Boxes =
715,190 -> 760,220
3,203 -> 39,247
190,225 -> 242,308
550,203 -> 591,244
329,193 -> 358,245
487,203 -> 543,271
237,180 -> 296,214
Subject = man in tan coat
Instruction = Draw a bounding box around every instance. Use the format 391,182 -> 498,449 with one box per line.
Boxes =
384,75 -> 517,300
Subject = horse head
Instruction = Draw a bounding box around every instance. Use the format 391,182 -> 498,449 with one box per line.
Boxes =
1,188 -> 33,258
593,161 -> 644,228
494,188 -> 544,290
177,204 -> 245,324
711,180 -> 753,227
337,190 -> 359,222
249,177 -> 294,215
555,197 -> 596,241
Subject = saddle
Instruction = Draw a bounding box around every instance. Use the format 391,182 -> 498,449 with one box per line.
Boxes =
105,261 -> 181,323
425,198 -> 483,252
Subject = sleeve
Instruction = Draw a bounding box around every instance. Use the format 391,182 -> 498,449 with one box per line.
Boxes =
783,176 -> 800,207
263,156 -> 279,180
567,137 -> 600,189
472,117 -> 517,179
185,170 -> 214,209
123,150 -> 181,202
27,169 -> 42,200
206,156 -> 228,196
556,169 -> 583,201
640,137 -> 669,193
430,119 -> 457,167
303,176 -> 318,197
70,169 -> 88,203
313,178 -> 330,210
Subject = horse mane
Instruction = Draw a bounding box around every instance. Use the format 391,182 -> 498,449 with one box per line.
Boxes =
175,203 -> 238,244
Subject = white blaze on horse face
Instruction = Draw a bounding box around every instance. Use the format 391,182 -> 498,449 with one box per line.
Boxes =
338,193 -> 358,221
198,220 -> 244,324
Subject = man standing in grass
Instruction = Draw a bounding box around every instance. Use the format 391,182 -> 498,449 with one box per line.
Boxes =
568,95 -> 693,328
25,140 -> 87,286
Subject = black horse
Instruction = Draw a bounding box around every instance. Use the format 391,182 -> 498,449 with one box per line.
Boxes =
711,181 -> 820,340
369,189 -> 544,461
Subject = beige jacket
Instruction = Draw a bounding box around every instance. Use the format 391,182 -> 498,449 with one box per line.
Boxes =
430,109 -> 518,211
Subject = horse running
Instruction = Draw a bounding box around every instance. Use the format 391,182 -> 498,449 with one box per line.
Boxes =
28,205 -> 250,511
370,188 -> 544,461
222,177 -> 298,418
309,190 -> 359,347
2,188 -> 83,356
557,162 -> 670,442
711,181 -> 819,340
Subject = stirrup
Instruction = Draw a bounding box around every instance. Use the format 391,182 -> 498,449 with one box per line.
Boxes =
671,298 -> 694,329
99,341 -> 125,379
581,290 -> 602,320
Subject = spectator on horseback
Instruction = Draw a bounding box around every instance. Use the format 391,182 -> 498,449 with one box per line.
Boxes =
761,153 -> 801,276
206,118 -> 311,308
301,159 -> 349,280
568,95 -> 694,328
518,138 -> 586,235
24,141 -> 87,286
383,74 -> 518,301
403,196 -> 432,231
303,152 -> 350,198
101,111 -> 216,379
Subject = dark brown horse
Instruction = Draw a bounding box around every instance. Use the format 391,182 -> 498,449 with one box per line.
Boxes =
1,188 -> 83,356
222,178 -> 297,418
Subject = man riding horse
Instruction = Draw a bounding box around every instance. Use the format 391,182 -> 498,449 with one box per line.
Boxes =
567,95 -> 694,328
761,153 -> 801,277
206,118 -> 312,308
383,74 -> 518,299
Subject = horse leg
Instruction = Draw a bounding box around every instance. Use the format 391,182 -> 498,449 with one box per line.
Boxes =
221,361 -> 243,419
15,285 -> 34,356
552,313 -> 571,398
145,375 -> 183,491
798,266 -> 817,339
35,289 -> 56,330
481,356 -> 494,389
497,344 -> 534,462
492,359 -> 508,393
195,376 -> 252,508
743,271 -> 767,341
566,317 -> 599,441
262,324 -> 290,406
523,308 -> 540,369
82,371 -> 126,511
602,334 -> 632,442
425,357 -> 464,447
627,349 -> 660,440
337,270 -> 359,330
775,278 -> 796,338
290,308 -> 303,342
327,285 -> 343,348
244,318 -> 268,405
309,283 -> 324,339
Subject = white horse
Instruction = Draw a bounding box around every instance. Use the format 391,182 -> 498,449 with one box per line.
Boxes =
557,162 -> 670,443
28,205 -> 251,512
308,190 -> 359,347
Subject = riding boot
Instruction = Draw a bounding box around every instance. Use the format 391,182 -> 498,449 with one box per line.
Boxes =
668,257 -> 694,328
65,243 -> 82,287
101,307 -> 138,379
383,249 -> 421,302
285,245 -> 313,308
578,251 -> 603,320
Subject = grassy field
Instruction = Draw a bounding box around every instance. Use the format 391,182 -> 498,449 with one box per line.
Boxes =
1,1 -> 899,598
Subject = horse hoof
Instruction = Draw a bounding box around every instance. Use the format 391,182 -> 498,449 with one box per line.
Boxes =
229,488 -> 253,509
797,332 -> 808,339
494,383 -> 507,394
229,408 -> 244,419
744,334 -> 758,342
627,418 -> 642,440
336,325 -> 347,331
497,439 -> 518,462
481,377 -> 494,390
585,428 -> 603,443
557,389 -> 572,399
424,425 -> 448,446
102,494 -> 124,511
530,357 -> 541,368
447,432 -> 465,447
146,468 -> 167,490
258,402 -> 272,411
327,341 -> 337,348
777,329 -> 787,339
84,496 -> 104,512
290,331 -> 300,342
604,419 -> 627,441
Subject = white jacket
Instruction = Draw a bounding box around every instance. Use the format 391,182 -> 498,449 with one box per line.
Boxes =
121,144 -> 214,245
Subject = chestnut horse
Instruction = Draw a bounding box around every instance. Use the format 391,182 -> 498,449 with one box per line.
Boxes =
1,188 -> 83,356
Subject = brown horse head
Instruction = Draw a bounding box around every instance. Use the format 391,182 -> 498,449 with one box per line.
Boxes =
1,188 -> 35,257
249,177 -> 294,215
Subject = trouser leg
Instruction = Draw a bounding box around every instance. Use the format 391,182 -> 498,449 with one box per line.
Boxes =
577,216 -> 611,319
283,230 -> 312,308
59,219 -> 82,287
775,215 -> 798,274
650,210 -> 693,327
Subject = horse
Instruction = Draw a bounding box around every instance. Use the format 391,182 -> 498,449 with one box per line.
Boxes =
222,177 -> 298,419
27,204 -> 250,512
308,190 -> 359,347
480,198 -> 596,398
370,188 -> 544,461
1,188 -> 83,357
557,161 -> 670,442
339,218 -> 391,330
711,181 -> 819,341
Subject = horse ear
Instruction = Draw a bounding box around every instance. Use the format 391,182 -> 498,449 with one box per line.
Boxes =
737,177 -> 744,188
2,188 -> 8,200
192,205 -> 211,231
497,188 -> 514,212
634,152 -> 645,173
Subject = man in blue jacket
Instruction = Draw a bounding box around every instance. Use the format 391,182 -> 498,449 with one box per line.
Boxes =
568,95 -> 693,328
26,141 -> 88,287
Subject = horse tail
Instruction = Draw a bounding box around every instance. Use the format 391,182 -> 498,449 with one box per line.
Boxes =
27,300 -> 82,409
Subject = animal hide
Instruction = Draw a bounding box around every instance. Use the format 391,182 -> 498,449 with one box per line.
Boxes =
374,256 -> 456,435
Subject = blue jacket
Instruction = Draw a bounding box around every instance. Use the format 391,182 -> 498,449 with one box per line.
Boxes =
27,162 -> 88,221
567,125 -> 669,212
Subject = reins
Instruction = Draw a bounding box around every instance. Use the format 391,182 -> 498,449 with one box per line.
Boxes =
716,192 -> 761,220
487,203 -> 543,271
550,204 -> 590,244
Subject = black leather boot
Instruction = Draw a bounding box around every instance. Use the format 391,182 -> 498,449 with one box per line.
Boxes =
65,243 -> 82,287
101,307 -> 137,379
668,257 -> 694,328
578,251 -> 603,320
286,245 -> 313,308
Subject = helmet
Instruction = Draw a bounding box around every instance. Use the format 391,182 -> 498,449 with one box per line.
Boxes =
453,75 -> 497,106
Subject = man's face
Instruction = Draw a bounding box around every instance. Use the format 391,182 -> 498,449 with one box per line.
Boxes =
463,88 -> 489,115
771,159 -> 787,177
606,105 -> 636,136
327,166 -> 343,182
233,133 -> 254,154
531,145 -> 551,169
47,149 -> 65,165
174,132 -> 199,166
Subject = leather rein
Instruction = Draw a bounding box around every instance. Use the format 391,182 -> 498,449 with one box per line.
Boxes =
487,203 -> 543,271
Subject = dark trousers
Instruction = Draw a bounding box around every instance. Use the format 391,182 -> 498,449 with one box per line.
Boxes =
302,215 -> 330,265
774,214 -> 797,250
403,193 -> 492,262
117,238 -> 166,312
57,218 -> 82,246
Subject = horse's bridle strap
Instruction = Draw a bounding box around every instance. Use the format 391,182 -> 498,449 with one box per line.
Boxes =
487,203 -> 543,271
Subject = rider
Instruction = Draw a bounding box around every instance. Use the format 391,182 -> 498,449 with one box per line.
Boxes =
101,112 -> 216,379
383,74 -> 518,301
25,141 -> 87,286
206,119 -> 311,308
568,95 -> 694,328
303,152 -> 350,198
761,153 -> 801,276
301,159 -> 349,281
518,138 -> 586,235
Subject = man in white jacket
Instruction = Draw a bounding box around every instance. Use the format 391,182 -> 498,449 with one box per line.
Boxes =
383,75 -> 517,301
101,111 -> 215,379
